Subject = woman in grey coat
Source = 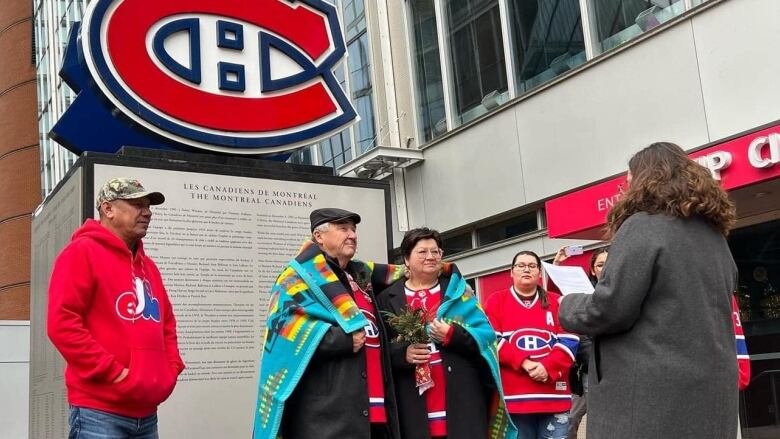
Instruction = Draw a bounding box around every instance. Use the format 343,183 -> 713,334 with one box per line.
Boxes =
558,142 -> 740,439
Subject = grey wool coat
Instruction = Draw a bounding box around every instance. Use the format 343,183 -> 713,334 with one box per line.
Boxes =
559,212 -> 739,439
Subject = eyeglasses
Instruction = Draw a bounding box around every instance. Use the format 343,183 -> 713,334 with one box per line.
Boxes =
413,248 -> 443,258
512,263 -> 539,271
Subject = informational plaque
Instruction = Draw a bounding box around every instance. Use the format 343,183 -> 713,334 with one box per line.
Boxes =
92,164 -> 389,438
29,158 -> 390,439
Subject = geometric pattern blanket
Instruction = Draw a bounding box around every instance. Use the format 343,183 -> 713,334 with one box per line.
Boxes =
252,240 -> 404,438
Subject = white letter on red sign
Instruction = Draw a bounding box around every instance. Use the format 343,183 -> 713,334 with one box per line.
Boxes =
695,151 -> 732,180
748,133 -> 780,169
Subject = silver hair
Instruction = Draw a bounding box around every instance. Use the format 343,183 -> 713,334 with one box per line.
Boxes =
312,222 -> 330,237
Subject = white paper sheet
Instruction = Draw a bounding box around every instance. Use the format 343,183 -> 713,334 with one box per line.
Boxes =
542,261 -> 595,295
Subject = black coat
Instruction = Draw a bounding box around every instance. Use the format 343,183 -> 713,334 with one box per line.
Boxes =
281,258 -> 401,439
376,276 -> 495,439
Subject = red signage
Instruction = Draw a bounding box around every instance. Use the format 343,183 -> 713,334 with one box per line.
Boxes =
546,123 -> 780,239
545,176 -> 627,240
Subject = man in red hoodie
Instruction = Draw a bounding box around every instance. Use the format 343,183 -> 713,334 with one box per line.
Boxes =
48,177 -> 185,439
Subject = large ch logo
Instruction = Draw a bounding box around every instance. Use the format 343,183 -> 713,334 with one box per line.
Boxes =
508,328 -> 556,358
53,0 -> 357,155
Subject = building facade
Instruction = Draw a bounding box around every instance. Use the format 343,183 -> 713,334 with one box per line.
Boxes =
29,0 -> 780,436
298,1 -> 780,431
0,0 -> 41,437
33,0 -> 84,196
366,0 -> 778,435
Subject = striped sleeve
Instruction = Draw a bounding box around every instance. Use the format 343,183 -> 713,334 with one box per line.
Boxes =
554,332 -> 580,363
732,295 -> 750,390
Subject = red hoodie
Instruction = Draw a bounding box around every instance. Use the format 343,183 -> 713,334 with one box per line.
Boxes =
47,219 -> 184,417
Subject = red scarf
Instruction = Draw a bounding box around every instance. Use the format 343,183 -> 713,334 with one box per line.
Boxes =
406,285 -> 447,437
348,274 -> 387,423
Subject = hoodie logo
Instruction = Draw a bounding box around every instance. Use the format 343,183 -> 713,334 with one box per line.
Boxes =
116,277 -> 161,322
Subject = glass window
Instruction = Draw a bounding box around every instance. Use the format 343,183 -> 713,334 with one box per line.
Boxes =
287,147 -> 315,165
409,0 -> 446,143
441,231 -> 474,255
348,32 -> 376,154
353,94 -> 375,153
316,129 -> 352,168
508,0 -> 586,93
445,0 -> 508,126
729,219 -> 780,438
343,0 -> 367,39
309,62 -> 354,168
476,211 -> 538,246
348,33 -> 372,98
731,219 -> 780,329
320,130 -> 353,168
589,0 -> 685,55
319,141 -> 333,164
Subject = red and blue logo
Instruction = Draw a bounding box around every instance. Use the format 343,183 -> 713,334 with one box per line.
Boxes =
508,328 -> 556,358
116,277 -> 161,322
51,0 -> 357,156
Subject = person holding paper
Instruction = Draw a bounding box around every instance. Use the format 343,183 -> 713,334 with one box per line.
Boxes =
552,246 -> 609,439
484,251 -> 579,439
558,142 -> 741,439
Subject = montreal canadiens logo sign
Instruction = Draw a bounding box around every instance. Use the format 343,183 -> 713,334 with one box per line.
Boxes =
51,0 -> 357,155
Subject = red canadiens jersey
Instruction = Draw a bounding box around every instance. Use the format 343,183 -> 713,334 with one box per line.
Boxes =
484,288 -> 578,414
732,295 -> 750,390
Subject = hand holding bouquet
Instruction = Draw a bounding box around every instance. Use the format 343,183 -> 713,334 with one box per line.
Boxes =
383,306 -> 437,394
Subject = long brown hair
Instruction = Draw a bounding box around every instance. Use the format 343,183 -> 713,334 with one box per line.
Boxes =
606,142 -> 736,238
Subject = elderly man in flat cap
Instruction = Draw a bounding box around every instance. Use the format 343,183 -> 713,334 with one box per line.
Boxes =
48,177 -> 184,439
254,208 -> 405,439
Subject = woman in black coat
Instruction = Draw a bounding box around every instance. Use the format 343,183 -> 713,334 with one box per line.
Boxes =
376,227 -> 496,439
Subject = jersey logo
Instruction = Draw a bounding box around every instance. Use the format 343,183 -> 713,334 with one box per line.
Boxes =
52,0 -> 357,155
116,277 -> 161,322
509,328 -> 556,358
361,310 -> 381,347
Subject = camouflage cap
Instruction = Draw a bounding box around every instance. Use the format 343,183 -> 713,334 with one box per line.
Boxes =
95,177 -> 165,209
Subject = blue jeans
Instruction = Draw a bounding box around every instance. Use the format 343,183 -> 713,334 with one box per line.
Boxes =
512,413 -> 569,439
68,406 -> 159,439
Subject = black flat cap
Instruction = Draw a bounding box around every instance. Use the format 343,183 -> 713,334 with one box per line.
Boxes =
310,208 -> 361,231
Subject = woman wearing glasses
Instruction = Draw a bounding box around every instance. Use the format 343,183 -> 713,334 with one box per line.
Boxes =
376,227 -> 511,439
483,251 -> 579,439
